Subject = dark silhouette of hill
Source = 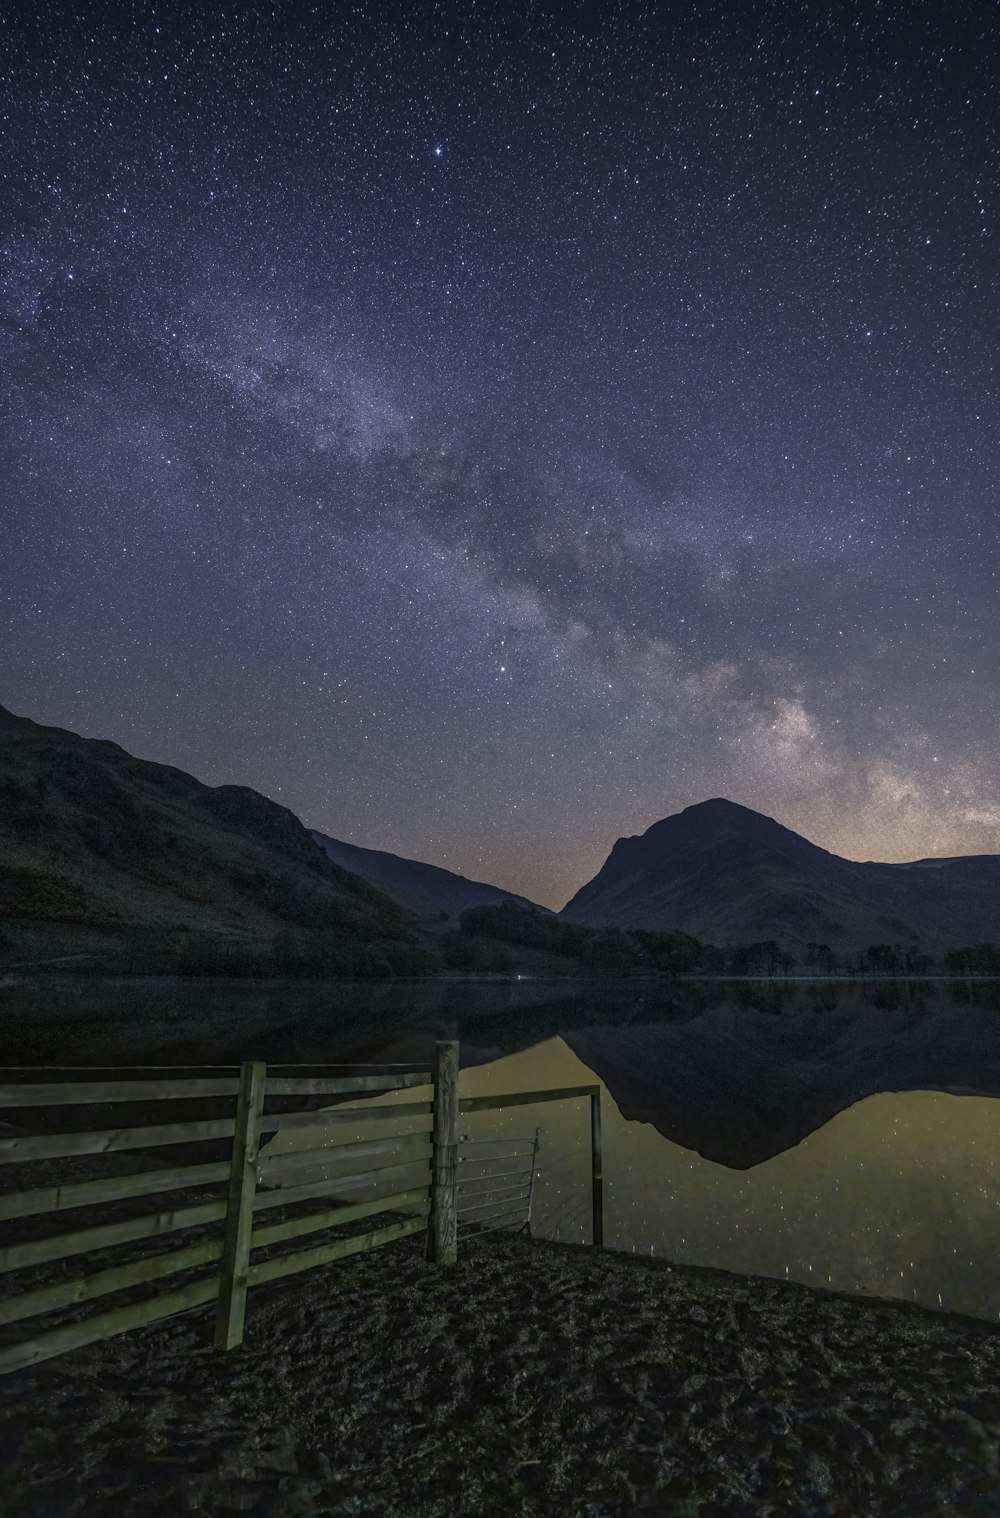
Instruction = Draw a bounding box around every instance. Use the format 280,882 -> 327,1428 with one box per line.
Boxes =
0,705 -> 422,972
561,798 -> 1000,954
311,830 -> 547,917
562,986 -> 1000,1167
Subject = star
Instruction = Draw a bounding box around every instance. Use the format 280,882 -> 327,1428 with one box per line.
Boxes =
0,3 -> 994,907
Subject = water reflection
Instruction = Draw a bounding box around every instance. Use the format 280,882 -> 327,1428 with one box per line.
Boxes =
256,981 -> 1000,1323
0,973 -> 587,1065
6,974 -> 1000,1320
562,987 -> 1000,1166
463,1039 -> 1000,1324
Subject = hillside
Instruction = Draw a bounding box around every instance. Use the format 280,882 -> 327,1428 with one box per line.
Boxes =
561,798 -> 1000,955
0,705 -> 428,975
311,830 -> 547,917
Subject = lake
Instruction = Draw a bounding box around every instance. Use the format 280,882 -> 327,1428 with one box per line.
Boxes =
3,973 -> 1000,1322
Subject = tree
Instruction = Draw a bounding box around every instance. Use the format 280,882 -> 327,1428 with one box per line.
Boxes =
865,943 -> 900,974
903,945 -> 933,975
805,941 -> 836,972
729,940 -> 793,974
943,943 -> 1000,976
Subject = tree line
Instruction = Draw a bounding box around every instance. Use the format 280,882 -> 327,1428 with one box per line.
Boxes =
456,902 -> 999,976
7,900 -> 997,981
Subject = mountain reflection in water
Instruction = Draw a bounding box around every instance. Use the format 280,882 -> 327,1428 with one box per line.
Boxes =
6,974 -> 1000,1321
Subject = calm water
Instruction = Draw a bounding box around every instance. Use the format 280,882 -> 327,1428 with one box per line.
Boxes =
4,973 -> 1000,1321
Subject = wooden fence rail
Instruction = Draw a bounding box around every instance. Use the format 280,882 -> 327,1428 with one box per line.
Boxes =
0,1043 -> 603,1375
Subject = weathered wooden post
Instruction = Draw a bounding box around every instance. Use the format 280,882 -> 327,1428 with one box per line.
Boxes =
523,1125 -> 542,1237
214,1060 -> 267,1350
590,1089 -> 603,1249
427,1039 -> 459,1265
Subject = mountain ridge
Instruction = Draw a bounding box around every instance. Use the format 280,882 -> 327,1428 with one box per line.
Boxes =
561,798 -> 1000,952
0,703 -> 424,974
3,705 -> 997,963
311,830 -> 548,918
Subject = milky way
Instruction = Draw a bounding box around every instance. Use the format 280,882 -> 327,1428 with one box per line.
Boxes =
2,2 -> 997,906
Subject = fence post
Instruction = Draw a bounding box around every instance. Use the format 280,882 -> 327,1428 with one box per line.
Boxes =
214,1060 -> 267,1350
523,1125 -> 541,1237
427,1040 -> 459,1265
590,1090 -> 603,1250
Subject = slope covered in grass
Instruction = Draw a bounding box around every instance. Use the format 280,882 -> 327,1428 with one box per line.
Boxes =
0,706 -> 431,976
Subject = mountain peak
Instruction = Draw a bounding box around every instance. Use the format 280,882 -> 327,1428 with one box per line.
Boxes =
639,797 -> 804,848
563,797 -> 1000,951
674,797 -> 763,821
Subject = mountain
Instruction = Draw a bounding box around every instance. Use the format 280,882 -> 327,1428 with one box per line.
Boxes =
561,797 -> 1000,953
0,705 -> 424,973
562,990 -> 1000,1167
311,831 -> 547,917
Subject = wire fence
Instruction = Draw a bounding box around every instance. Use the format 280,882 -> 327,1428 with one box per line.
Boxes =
457,1128 -> 540,1237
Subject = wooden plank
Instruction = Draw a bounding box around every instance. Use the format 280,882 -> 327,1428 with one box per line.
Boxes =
262,1074 -> 430,1096
0,1160 -> 231,1222
591,1089 -> 604,1250
0,1116 -> 264,1163
0,1078 -> 239,1107
427,1040 -> 459,1266
246,1216 -> 425,1289
0,1236 -> 224,1327
251,1187 -> 430,1249
0,1198 -> 226,1274
254,1156 -> 432,1210
257,1131 -> 431,1179
214,1061 -> 266,1352
458,1084 -> 598,1114
271,1101 -> 433,1129
0,1274 -> 220,1377
0,1068 -> 238,1080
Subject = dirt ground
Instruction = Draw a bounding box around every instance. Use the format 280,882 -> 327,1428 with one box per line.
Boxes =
2,1227 -> 1000,1517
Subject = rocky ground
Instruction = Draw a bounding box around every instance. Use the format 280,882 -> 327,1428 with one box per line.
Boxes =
2,1222 -> 1000,1516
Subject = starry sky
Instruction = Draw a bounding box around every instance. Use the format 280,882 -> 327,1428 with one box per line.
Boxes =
2,1 -> 997,909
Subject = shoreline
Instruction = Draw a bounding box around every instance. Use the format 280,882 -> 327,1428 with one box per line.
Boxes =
2,1228 -> 999,1515
3,968 -> 1000,990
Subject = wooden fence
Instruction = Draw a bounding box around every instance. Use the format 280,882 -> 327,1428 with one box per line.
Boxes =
0,1041 -> 602,1375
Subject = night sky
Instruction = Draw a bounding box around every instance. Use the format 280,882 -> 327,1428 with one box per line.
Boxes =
2,1 -> 997,909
